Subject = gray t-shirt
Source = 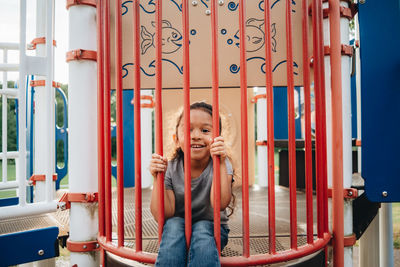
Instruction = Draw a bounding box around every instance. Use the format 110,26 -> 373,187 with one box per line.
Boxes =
164,157 -> 233,224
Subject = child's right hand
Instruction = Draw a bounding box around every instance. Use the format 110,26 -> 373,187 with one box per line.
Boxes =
149,154 -> 168,178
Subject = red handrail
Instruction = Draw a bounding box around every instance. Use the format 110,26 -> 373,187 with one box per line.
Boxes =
329,0 -> 345,265
211,0 -> 222,254
104,0 -> 112,244
133,0 -> 143,252
239,0 -> 250,258
182,0 -> 192,248
264,0 -> 276,255
115,0 -> 125,248
154,0 -> 165,243
302,0 -> 314,245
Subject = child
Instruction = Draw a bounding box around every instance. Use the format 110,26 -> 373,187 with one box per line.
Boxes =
149,102 -> 235,267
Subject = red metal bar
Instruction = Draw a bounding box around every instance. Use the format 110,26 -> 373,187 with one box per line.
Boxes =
312,0 -> 324,239
133,0 -> 143,252
263,0 -> 276,254
154,0 -> 165,242
104,0 -> 112,243
329,0 -> 344,265
238,0 -> 250,258
210,0 -> 221,254
115,0 -> 125,247
182,0 -> 192,248
302,0 -> 313,245
96,0 -> 105,237
286,0 -> 297,249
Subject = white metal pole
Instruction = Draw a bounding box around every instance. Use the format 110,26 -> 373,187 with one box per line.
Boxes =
379,203 -> 394,267
141,90 -> 153,188
68,3 -> 99,266
18,0 -> 28,207
2,48 -> 8,184
359,214 -> 380,267
255,87 -> 268,187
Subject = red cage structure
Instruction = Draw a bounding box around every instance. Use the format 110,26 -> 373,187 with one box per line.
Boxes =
95,0 -> 346,266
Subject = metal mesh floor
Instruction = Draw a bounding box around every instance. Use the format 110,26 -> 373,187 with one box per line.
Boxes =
112,186 -> 317,258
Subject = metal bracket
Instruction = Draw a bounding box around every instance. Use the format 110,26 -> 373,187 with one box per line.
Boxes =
58,192 -> 99,210
28,174 -> 58,186
131,95 -> 156,108
329,233 -> 357,247
27,37 -> 57,50
251,94 -> 267,103
67,239 -> 100,252
255,140 -> 268,146
324,44 -> 354,57
66,49 -> 97,62
327,188 -> 358,199
30,80 -> 62,88
66,0 -> 97,10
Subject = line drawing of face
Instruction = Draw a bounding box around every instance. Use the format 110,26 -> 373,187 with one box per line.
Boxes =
176,109 -> 214,162
234,18 -> 266,52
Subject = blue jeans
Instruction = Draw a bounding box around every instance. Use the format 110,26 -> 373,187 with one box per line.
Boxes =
155,217 -> 229,267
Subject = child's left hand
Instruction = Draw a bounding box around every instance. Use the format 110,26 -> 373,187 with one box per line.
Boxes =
210,136 -> 227,160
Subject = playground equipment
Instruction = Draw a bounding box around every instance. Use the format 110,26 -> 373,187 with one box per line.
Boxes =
0,0 -> 399,266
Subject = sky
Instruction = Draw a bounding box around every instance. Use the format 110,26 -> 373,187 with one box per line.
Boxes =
0,0 -> 69,84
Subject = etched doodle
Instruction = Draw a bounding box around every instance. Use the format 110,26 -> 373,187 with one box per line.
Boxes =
140,20 -> 182,55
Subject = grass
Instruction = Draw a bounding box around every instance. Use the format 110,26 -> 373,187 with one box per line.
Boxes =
393,203 -> 400,249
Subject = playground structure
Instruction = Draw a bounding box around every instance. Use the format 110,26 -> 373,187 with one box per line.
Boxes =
0,0 -> 399,267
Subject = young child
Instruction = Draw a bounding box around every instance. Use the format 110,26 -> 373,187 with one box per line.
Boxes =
149,102 -> 234,267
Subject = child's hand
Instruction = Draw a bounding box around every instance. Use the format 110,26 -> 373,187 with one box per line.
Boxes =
149,154 -> 168,178
210,136 -> 227,160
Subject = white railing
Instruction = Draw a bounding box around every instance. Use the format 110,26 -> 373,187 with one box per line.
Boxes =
0,0 -> 57,220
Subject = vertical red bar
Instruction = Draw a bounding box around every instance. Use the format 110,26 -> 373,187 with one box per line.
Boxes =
238,0 -> 250,258
329,0 -> 344,265
96,0 -> 105,238
302,0 -> 313,244
155,0 -> 165,242
133,0 -> 143,252
182,0 -> 192,248
104,0 -> 112,243
286,0 -> 297,249
312,0 -> 327,239
210,0 -> 221,254
115,0 -> 125,247
263,0 -> 276,254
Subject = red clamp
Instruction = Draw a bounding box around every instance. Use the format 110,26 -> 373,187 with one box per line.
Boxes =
30,80 -> 62,88
330,233 -> 356,247
66,0 -> 97,9
321,0 -> 358,20
131,95 -> 156,108
256,140 -> 268,146
324,44 -> 354,57
251,94 -> 267,103
66,49 -> 97,62
29,174 -> 57,186
27,37 -> 57,50
355,139 -> 361,147
58,192 -> 99,210
67,239 -> 100,252
327,188 -> 358,199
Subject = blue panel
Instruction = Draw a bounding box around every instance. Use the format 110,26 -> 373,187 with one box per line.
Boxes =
359,1 -> 400,202
273,87 -> 302,140
55,87 -> 69,190
111,90 -> 135,188
0,197 -> 18,207
0,227 -> 59,266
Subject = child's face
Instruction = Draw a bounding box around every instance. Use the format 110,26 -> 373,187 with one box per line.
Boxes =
176,109 -> 213,161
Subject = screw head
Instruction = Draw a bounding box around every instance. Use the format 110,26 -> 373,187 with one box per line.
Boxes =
205,10 -> 211,15
218,0 -> 224,5
96,243 -> 100,248
382,191 -> 388,197
359,0 -> 366,4
83,245 -> 87,249
38,250 -> 44,256
192,1 -> 198,6
348,191 -> 353,196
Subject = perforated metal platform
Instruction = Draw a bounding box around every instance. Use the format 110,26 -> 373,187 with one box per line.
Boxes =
110,186 -> 317,258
